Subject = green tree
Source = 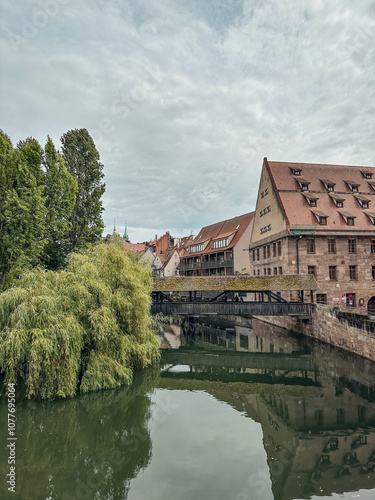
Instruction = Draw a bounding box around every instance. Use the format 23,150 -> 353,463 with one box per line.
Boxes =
17,136 -> 44,186
41,136 -> 77,269
0,131 -> 46,289
0,237 -> 160,399
61,128 -> 105,250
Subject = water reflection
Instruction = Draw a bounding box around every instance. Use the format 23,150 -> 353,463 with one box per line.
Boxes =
159,316 -> 375,500
0,367 -> 159,500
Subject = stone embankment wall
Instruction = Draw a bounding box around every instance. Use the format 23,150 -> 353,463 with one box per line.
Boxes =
255,305 -> 375,362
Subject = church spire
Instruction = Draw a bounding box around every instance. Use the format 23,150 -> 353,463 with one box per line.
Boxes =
123,221 -> 130,242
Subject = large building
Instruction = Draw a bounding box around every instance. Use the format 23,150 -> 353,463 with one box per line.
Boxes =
179,212 -> 254,276
250,158 -> 375,312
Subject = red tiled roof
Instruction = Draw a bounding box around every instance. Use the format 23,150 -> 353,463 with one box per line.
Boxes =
266,160 -> 375,232
123,242 -> 147,252
186,212 -> 254,256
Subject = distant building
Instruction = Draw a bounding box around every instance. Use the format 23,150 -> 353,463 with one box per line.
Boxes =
179,212 -> 254,276
250,158 -> 375,312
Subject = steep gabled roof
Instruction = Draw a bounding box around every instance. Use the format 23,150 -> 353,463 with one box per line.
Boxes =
266,160 -> 375,232
186,212 -> 254,256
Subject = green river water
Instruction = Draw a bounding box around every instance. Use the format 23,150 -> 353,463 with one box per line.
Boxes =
2,316 -> 375,500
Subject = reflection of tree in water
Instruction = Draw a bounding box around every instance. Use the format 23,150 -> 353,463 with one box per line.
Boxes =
0,366 -> 159,500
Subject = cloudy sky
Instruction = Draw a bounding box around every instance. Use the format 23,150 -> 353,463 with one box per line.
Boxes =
1,0 -> 375,242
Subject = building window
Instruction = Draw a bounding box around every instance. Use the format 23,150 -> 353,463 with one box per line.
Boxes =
257,248 -> 260,261
261,188 -> 269,198
349,265 -> 357,280
260,224 -> 271,234
267,245 -> 271,258
319,216 -> 327,225
337,408 -> 346,424
264,268 -> 267,276
316,294 -> 327,304
273,242 -> 276,257
257,269 -> 260,275
278,241 -> 281,256
268,268 -> 271,275
260,205 -> 271,217
372,266 -> 375,280
346,293 -> 356,307
315,410 -> 324,425
252,250 -> 255,261
292,168 -> 302,176
329,266 -> 337,280
212,238 -> 228,249
328,239 -> 336,253
307,239 -> 315,253
263,246 -> 266,259
347,217 -> 355,226
348,239 -> 356,253
308,266 -> 316,277
278,267 -> 282,275
274,267 -> 277,275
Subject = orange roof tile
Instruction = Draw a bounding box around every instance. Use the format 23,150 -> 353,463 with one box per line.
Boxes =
123,242 -> 147,252
266,159 -> 375,233
186,212 -> 254,255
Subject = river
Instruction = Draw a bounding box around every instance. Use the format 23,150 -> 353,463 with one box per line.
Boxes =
1,316 -> 375,500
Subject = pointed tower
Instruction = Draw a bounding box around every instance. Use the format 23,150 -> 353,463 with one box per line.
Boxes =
123,221 -> 130,242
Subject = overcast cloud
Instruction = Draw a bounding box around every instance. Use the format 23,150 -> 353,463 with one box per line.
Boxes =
1,0 -> 375,242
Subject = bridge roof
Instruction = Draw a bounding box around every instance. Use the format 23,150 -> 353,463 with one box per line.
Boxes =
152,275 -> 318,292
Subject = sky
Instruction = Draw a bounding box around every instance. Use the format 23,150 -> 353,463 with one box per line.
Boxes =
1,0 -> 375,243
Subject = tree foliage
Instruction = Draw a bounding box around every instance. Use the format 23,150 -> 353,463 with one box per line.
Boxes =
41,136 -> 77,269
61,128 -> 105,251
0,238 -> 160,399
0,131 -> 46,289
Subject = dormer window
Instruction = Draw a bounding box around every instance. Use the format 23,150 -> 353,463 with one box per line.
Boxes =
368,181 -> 375,192
295,177 -> 310,191
354,195 -> 370,209
320,179 -> 336,192
303,192 -> 318,207
361,171 -> 373,179
338,211 -> 356,226
344,180 -> 360,193
290,167 -> 302,176
311,210 -> 328,225
329,193 -> 345,208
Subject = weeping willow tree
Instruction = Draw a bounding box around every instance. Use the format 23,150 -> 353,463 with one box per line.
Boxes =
0,237 -> 160,399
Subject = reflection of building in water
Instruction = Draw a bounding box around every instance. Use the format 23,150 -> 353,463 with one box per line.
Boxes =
161,317 -> 375,500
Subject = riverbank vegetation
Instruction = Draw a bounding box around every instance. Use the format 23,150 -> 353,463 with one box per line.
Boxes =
0,239 -> 160,399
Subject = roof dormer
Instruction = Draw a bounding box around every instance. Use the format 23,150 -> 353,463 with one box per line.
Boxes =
311,210 -> 328,225
302,192 -> 319,207
295,177 -> 310,192
368,181 -> 375,192
320,179 -> 336,192
329,193 -> 345,208
361,171 -> 373,179
364,212 -> 375,225
344,180 -> 360,193
290,167 -> 302,176
338,210 -> 356,226
354,194 -> 371,209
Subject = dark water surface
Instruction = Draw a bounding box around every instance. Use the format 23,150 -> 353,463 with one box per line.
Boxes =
2,316 -> 375,500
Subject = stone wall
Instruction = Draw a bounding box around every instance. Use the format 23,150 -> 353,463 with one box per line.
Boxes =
255,305 -> 375,362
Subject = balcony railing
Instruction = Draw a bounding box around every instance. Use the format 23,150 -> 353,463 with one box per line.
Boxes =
180,259 -> 234,271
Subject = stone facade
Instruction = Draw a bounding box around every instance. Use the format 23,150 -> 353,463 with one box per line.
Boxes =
249,159 -> 375,313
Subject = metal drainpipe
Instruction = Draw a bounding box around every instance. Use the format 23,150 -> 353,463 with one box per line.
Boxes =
296,236 -> 302,275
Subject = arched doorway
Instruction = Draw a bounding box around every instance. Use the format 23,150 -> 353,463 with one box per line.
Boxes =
367,296 -> 375,316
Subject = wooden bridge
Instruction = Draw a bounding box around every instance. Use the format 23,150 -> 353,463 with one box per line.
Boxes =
151,275 -> 317,317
